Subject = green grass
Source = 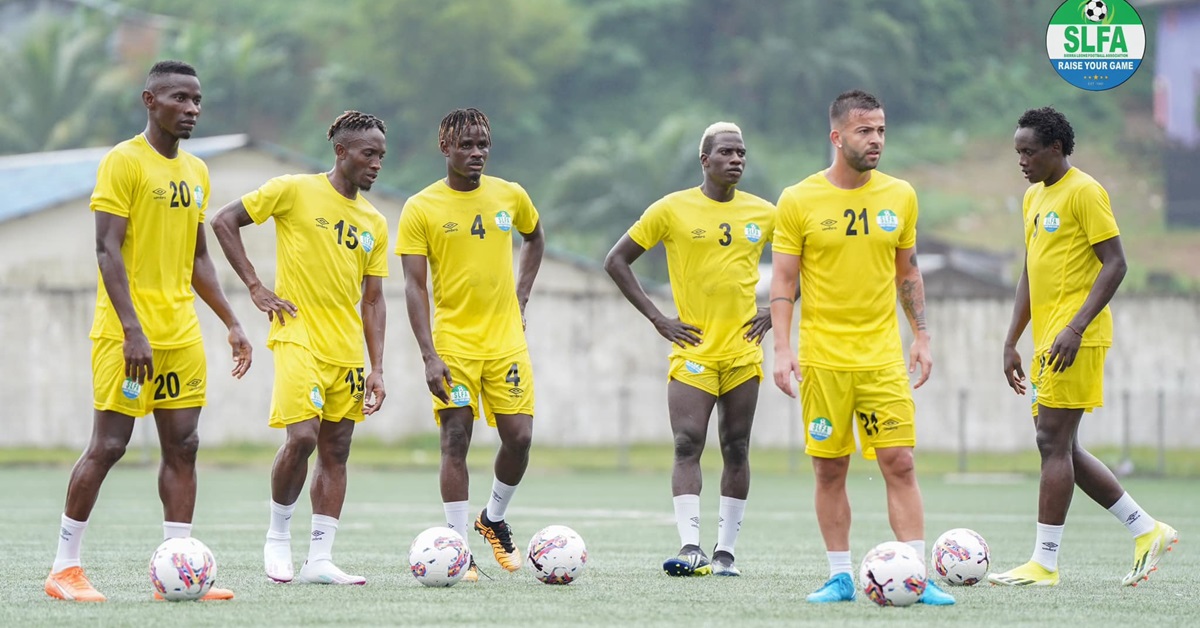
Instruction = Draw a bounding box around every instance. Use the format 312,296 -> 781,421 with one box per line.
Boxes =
5,441 -> 1199,477
2,464 -> 1195,627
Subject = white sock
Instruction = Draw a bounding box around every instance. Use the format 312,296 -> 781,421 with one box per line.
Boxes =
486,478 -> 518,523
673,494 -> 701,548
51,515 -> 88,573
904,539 -> 927,566
268,500 -> 297,541
444,501 -> 471,547
307,514 -> 339,562
1107,492 -> 1156,537
715,496 -> 746,556
827,550 -> 853,577
163,521 -> 192,540
1032,522 -> 1064,571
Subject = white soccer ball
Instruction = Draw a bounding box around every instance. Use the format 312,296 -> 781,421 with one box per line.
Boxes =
527,525 -> 587,585
408,527 -> 471,587
1084,0 -> 1107,22
149,537 -> 217,601
859,541 -> 927,607
932,528 -> 990,586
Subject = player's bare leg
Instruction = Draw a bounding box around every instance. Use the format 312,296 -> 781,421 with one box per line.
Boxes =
476,412 -> 532,572
263,417 -> 318,583
807,455 -> 855,602
662,380 -> 717,576
297,418 -> 363,585
438,408 -> 480,580
47,410 -> 136,602
150,407 -> 233,600
712,378 -> 757,576
875,445 -> 952,604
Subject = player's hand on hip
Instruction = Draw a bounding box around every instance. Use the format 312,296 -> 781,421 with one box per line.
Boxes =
653,317 -> 702,349
249,284 -> 297,326
772,348 -> 801,398
1047,327 -> 1081,372
909,336 -> 932,389
227,323 -> 252,379
743,306 -> 772,345
123,328 -> 154,384
363,371 -> 386,415
424,355 -> 452,403
1002,345 -> 1026,395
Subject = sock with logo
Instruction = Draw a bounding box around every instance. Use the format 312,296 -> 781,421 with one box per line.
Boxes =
444,500 -> 471,547
307,514 -> 339,562
268,500 -> 296,542
486,478 -> 518,523
715,496 -> 746,556
1031,522 -> 1064,571
163,521 -> 192,540
673,494 -> 701,549
51,515 -> 88,573
827,550 -> 853,578
1107,492 -> 1156,537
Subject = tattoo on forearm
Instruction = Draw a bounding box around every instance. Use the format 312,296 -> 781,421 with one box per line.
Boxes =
899,278 -> 927,331
909,253 -> 918,268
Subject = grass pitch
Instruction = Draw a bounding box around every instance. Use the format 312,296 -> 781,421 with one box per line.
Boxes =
1,460 -> 1194,627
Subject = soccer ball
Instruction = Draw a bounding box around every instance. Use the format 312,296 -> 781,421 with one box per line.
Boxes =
859,541 -> 926,607
408,527 -> 471,587
149,537 -> 217,601
527,525 -> 587,584
932,528 -> 990,586
1084,0 -> 1107,22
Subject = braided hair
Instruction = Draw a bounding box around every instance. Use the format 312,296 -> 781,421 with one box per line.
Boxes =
327,110 -> 387,144
438,108 -> 490,148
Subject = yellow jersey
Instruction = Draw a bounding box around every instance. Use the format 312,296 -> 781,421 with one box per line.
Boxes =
774,170 -> 918,370
89,134 -> 209,349
1023,167 -> 1119,351
627,187 -> 775,360
395,175 -> 539,359
243,174 -> 389,367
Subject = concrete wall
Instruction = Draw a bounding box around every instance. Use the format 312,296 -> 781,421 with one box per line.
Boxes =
3,147 -> 1198,452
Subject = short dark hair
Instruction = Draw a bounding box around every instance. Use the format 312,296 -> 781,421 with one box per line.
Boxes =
438,108 -> 491,148
829,90 -> 883,127
327,110 -> 387,143
148,60 -> 197,79
1017,106 -> 1075,156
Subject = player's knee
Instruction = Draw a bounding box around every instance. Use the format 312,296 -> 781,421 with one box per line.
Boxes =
812,457 -> 849,485
720,436 -> 750,466
440,428 -> 470,461
501,426 -> 533,454
1034,428 -> 1070,458
318,440 -> 352,466
673,431 -> 704,461
286,431 -> 319,458
88,436 -> 128,467
163,431 -> 199,466
878,449 -> 915,480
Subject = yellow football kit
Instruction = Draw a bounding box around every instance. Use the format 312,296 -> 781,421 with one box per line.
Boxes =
1023,167 -> 1119,414
396,175 -> 540,420
89,134 -> 210,415
775,170 -> 919,458
242,173 -> 389,424
626,187 -> 775,394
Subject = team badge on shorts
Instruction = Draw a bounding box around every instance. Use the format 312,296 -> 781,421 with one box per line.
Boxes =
809,417 -> 833,441
450,384 -> 471,407
684,360 -> 706,374
310,385 -> 325,410
121,378 -> 142,400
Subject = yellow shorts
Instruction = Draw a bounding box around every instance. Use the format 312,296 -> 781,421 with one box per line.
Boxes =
1030,347 -> 1106,417
667,352 -> 763,397
434,348 -> 535,427
269,341 -> 365,428
800,364 -> 915,460
92,338 -> 206,416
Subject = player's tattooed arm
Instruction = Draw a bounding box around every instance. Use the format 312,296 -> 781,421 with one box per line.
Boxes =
899,278 -> 927,333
